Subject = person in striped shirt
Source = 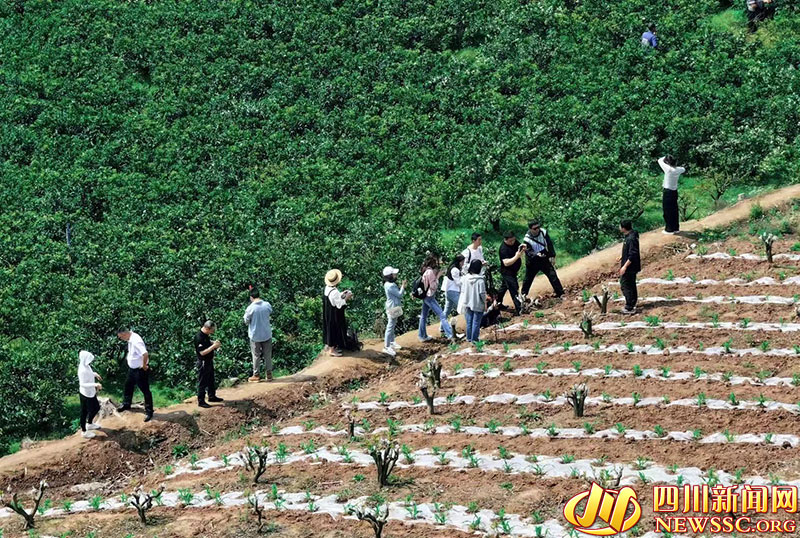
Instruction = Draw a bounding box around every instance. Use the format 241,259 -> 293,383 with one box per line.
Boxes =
521,220 -> 564,300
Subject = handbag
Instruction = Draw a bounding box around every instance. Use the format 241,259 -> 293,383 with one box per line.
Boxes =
387,306 -> 403,319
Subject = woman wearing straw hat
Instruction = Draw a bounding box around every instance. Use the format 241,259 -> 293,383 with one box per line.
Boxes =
322,269 -> 353,357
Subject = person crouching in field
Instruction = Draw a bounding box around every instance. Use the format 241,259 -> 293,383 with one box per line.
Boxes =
78,350 -> 102,438
458,259 -> 488,344
382,266 -> 406,356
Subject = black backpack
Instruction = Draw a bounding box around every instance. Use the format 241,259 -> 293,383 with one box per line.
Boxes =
410,276 -> 428,300
344,327 -> 362,351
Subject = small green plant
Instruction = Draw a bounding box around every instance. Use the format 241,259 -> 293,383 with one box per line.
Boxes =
89,495 -> 103,511
583,421 -> 596,434
632,392 -> 641,405
728,392 -> 739,406
626,342 -> 635,353
660,366 -> 671,378
632,364 -> 643,377
653,424 -> 665,437
560,453 -> 575,464
696,392 -> 707,407
172,443 -> 189,458
644,315 -> 661,327
178,488 -> 193,506
614,423 -> 627,435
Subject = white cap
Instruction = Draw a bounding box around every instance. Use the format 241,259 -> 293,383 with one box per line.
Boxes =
382,266 -> 400,277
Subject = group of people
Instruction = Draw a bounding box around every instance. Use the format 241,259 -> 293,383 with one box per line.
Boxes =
77,288 -> 276,437
79,154 -> 683,436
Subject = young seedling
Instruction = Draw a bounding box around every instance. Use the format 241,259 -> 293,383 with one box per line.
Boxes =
535,360 -> 548,374
178,488 -> 193,506
728,392 -> 739,406
564,383 -> 589,417
653,424 -> 666,438
240,444 -> 270,484
645,315 -> 661,327
632,364 -> 643,377
696,392 -> 707,407
580,311 -> 594,338
347,504 -> 389,538
2,480 -> 47,529
583,422 -> 596,434
129,485 -> 165,526
603,364 -> 613,376
593,285 -> 610,314
626,342 -> 635,353
368,439 -> 400,487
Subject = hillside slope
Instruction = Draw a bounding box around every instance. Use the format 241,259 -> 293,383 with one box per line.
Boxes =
2,0 -> 800,454
2,187 -> 799,537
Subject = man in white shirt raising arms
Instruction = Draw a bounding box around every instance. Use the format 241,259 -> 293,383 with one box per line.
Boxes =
658,155 -> 686,234
116,327 -> 154,422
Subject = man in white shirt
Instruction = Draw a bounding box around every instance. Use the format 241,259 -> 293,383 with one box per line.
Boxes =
116,327 -> 154,422
461,233 -> 489,276
658,155 -> 686,234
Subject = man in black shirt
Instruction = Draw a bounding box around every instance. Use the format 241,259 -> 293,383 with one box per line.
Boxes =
497,231 -> 526,315
618,220 -> 641,314
195,320 -> 223,408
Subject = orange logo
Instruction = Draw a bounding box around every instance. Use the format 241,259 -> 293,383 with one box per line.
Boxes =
564,483 -> 642,536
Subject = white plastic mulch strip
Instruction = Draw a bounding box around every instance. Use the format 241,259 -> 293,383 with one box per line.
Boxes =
161,446 -> 799,489
605,295 -> 798,305
686,252 -> 800,261
350,392 -> 800,414
0,489 -> 681,538
450,342 -> 800,359
609,276 -> 800,286
500,321 -> 800,332
277,423 -> 800,449
447,365 -> 798,387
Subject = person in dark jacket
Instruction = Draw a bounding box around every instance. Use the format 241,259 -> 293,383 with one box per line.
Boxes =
618,220 -> 641,314
194,320 -> 223,407
497,231 -> 525,315
521,220 -> 564,299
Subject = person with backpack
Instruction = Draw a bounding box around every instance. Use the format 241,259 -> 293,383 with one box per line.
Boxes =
323,269 -> 353,357
244,287 -> 274,381
521,220 -> 564,299
460,233 -> 488,274
78,350 -> 102,438
441,254 -> 465,335
618,220 -> 641,314
382,266 -> 406,356
458,259 -> 487,344
658,155 -> 686,234
116,327 -> 154,423
497,231 -> 525,315
415,254 -> 455,343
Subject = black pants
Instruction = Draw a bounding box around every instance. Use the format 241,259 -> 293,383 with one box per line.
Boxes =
197,358 -> 216,401
521,257 -> 564,297
662,188 -> 679,233
79,394 -> 100,432
123,367 -> 154,415
620,271 -> 639,310
497,273 -> 522,314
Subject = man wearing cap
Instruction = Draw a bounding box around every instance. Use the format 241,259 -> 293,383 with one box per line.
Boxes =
116,327 -> 154,422
382,265 -> 406,356
244,287 -> 274,382
323,269 -> 353,357
521,220 -> 564,299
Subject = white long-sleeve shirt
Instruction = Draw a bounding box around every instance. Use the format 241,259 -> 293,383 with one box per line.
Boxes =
78,350 -> 99,398
658,157 -> 686,190
325,286 -> 347,308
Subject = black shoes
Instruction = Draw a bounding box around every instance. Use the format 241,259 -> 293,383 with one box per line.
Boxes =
143,413 -> 153,423
198,401 -> 211,408
208,396 -> 224,403
117,405 -> 131,413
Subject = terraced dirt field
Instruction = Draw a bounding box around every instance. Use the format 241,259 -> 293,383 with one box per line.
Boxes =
2,206 -> 800,537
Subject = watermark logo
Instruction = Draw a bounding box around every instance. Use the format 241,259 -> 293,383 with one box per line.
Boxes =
564,483 -> 642,536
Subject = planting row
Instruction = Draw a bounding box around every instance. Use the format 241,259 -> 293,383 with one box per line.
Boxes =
686,252 -> 800,261
501,321 -> 800,333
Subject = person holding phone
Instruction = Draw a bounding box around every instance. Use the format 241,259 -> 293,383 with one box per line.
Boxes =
323,269 -> 352,357
195,320 -> 223,406
116,327 -> 154,422
497,231 -> 525,315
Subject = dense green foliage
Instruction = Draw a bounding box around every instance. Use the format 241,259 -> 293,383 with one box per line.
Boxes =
1,0 -> 799,452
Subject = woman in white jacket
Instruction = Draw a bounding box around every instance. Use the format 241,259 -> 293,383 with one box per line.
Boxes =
458,260 -> 487,344
78,350 -> 103,438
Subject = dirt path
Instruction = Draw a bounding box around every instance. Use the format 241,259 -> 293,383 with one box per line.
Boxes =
524,184 -> 800,298
3,184 -> 799,478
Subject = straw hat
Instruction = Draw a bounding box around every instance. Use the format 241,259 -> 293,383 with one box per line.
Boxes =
325,269 -> 343,287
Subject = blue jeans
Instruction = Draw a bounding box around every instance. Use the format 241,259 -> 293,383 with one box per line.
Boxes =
465,308 -> 484,343
419,297 -> 453,339
384,314 -> 398,348
441,290 -> 460,334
